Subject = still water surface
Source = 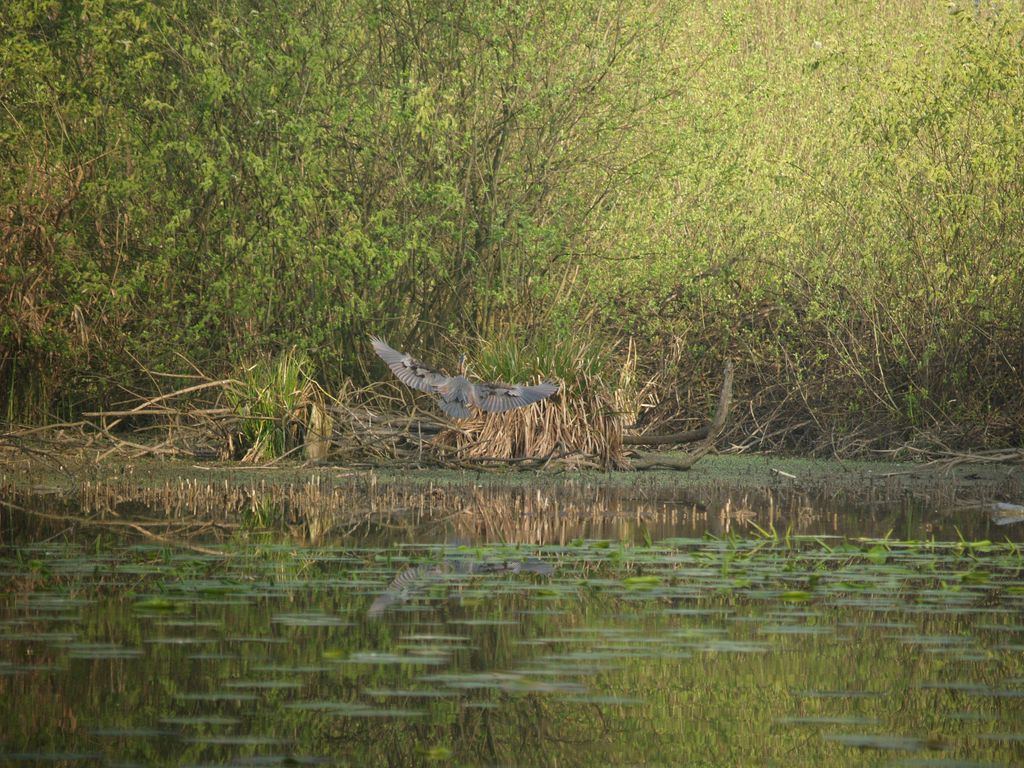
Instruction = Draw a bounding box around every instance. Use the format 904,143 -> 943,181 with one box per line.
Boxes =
2,481 -> 1023,766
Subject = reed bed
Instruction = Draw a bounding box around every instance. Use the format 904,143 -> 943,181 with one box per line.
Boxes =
433,388 -> 626,470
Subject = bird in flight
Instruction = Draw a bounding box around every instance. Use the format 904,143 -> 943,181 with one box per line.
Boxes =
370,336 -> 559,419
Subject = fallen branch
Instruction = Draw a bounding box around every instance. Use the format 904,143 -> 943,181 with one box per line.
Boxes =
632,360 -> 734,471
82,407 -> 233,418
624,425 -> 708,446
124,522 -> 231,557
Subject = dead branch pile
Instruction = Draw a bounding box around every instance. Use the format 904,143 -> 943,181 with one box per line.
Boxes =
0,348 -> 750,472
2,388 -> 626,471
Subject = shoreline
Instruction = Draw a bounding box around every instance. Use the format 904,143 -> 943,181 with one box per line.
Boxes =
4,452 -> 1021,499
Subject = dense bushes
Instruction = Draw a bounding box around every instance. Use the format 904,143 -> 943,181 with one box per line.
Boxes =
579,3 -> 1024,451
2,1 -> 1021,452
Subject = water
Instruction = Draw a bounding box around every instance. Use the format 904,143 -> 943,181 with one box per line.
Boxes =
2,478 -> 1024,765
4,472 -> 1022,546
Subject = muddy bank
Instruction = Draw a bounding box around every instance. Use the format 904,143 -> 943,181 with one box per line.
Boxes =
2,450 -> 1022,497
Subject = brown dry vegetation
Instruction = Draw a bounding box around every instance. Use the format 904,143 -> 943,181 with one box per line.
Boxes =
433,392 -> 626,470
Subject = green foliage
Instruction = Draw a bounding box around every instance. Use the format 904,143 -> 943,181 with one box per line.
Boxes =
472,325 -> 617,398
1,0 -> 1022,452
577,2 -> 1024,450
1,0 -> 673,415
227,348 -> 312,461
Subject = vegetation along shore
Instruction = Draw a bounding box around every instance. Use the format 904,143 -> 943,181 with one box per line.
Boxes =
3,1 -> 1022,468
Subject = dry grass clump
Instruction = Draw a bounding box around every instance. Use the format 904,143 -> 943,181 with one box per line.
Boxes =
433,333 -> 636,469
435,387 -> 627,469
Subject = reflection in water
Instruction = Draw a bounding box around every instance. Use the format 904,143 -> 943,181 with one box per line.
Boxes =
3,472 -> 1023,762
988,501 -> 1024,526
2,537 -> 1024,765
368,556 -> 554,618
3,474 -> 1021,546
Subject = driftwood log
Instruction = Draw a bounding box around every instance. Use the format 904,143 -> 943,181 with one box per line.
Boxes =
629,360 -> 734,470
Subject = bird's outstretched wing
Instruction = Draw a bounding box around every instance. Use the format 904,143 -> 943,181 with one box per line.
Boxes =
370,336 -> 448,393
471,381 -> 559,413
436,398 -> 473,420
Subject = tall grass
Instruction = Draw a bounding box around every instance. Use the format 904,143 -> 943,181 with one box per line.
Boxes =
226,349 -> 314,462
